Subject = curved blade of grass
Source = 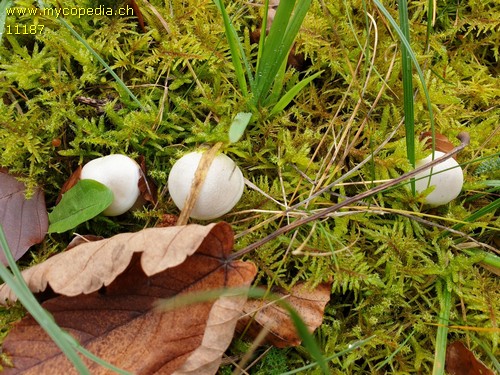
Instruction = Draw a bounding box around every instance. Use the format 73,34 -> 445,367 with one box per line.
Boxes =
452,198 -> 500,232
158,286 -> 329,374
60,19 -> 146,111
286,306 -> 329,374
0,225 -> 133,374
281,335 -> 376,375
0,0 -> 13,46
374,330 -> 415,370
437,198 -> 500,240
0,226 -> 91,374
474,337 -> 500,373
270,70 -> 323,116
463,249 -> 500,272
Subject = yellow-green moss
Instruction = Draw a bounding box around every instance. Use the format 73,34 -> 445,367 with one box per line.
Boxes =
1,0 -> 498,373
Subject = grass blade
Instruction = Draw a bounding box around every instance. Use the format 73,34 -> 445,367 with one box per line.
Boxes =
0,225 -> 91,374
374,331 -> 415,370
253,0 -> 311,104
287,307 -> 329,374
453,198 -> 500,232
463,249 -> 500,271
254,0 -> 269,75
270,70 -> 323,116
158,286 -> 329,374
213,0 -> 250,98
398,0 -> 416,193
34,0 -> 145,111
437,197 -> 500,240
281,336 -> 376,375
432,279 -> 452,375
0,0 -> 12,46
373,0 -> 435,161
0,225 -> 133,374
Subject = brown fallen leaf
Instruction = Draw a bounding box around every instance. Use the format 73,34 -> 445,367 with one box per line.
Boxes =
0,222 -> 257,374
0,169 -> 48,265
237,283 -> 330,348
445,341 -> 495,375
420,131 -> 456,157
0,223 -> 223,300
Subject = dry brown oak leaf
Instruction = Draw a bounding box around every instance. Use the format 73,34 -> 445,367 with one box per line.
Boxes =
445,341 -> 495,375
237,283 -> 330,348
0,169 -> 48,265
0,222 -> 257,375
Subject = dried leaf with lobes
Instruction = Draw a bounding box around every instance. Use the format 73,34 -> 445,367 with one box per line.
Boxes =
0,222 -> 257,375
237,283 -> 331,348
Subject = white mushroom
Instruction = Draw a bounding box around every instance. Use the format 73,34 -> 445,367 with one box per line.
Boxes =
168,151 -> 244,220
414,151 -> 464,206
80,154 -> 141,216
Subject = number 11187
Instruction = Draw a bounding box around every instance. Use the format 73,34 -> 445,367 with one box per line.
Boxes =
5,24 -> 44,34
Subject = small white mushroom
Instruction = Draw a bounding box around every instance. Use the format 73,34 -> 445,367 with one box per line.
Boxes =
80,154 -> 141,216
168,151 -> 244,220
414,151 -> 464,206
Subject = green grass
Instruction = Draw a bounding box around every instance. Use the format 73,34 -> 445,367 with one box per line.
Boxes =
214,0 -> 322,142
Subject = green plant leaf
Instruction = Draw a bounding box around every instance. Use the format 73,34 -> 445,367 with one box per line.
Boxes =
48,180 -> 113,234
212,0 -> 250,98
253,0 -> 312,105
270,70 -> 323,116
372,0 -> 436,173
0,0 -> 13,46
398,0 -> 416,193
432,278 -> 452,375
228,112 -> 253,143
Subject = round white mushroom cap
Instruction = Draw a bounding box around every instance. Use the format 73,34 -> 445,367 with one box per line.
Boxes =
80,154 -> 141,216
168,151 -> 244,220
414,151 -> 464,206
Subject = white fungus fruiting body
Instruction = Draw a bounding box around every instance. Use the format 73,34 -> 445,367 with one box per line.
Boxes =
414,151 -> 464,206
80,154 -> 141,216
168,152 -> 244,220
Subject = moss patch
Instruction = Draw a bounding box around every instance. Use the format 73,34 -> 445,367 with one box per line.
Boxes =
1,0 -> 498,373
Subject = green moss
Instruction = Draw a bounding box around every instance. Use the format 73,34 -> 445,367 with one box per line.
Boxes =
1,0 -> 499,373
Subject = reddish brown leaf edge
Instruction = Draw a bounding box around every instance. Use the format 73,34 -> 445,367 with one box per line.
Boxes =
0,169 -> 48,264
445,341 -> 495,375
